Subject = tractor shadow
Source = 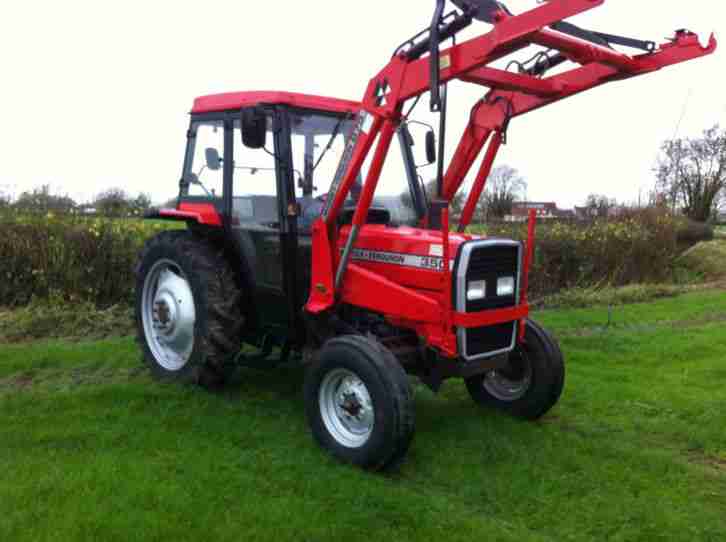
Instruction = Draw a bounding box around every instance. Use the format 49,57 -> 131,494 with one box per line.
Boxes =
217,366 -> 536,451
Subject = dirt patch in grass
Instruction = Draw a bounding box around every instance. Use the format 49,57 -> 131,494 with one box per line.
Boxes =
0,301 -> 134,343
9,372 -> 36,390
688,451 -> 726,473
0,365 -> 149,393
558,311 -> 726,337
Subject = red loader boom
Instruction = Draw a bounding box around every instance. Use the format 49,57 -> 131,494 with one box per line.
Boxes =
307,0 -> 716,357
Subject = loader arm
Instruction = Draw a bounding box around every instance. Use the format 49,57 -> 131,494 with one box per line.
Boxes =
306,0 -> 716,338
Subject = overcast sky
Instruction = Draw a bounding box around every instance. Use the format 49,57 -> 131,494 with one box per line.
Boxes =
0,0 -> 723,208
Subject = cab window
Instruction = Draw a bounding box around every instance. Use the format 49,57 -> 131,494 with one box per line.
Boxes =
232,117 -> 278,228
183,120 -> 225,198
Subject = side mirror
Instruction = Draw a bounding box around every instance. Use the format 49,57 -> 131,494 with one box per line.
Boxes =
241,107 -> 267,149
425,130 -> 437,165
205,148 -> 222,171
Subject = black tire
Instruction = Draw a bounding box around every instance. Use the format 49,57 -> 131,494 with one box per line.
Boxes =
304,335 -> 415,471
465,319 -> 565,420
135,230 -> 244,387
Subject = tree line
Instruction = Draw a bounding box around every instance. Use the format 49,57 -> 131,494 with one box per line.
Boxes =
0,185 -> 156,217
3,125 -> 724,223
418,124 -> 725,223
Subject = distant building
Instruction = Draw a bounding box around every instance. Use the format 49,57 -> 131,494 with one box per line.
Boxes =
574,206 -> 596,220
574,205 -> 626,221
75,205 -> 98,216
506,202 -> 574,222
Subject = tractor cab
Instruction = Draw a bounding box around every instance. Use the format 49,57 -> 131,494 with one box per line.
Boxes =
169,92 -> 434,338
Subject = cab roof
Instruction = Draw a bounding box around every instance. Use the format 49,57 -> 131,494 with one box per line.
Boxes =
192,91 -> 361,115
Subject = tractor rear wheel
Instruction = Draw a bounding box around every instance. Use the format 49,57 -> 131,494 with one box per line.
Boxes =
135,230 -> 243,387
304,336 -> 415,471
465,319 -> 565,420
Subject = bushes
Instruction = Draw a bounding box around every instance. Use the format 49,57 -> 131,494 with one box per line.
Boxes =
675,219 -> 714,244
472,210 -> 681,299
0,209 -> 697,309
0,211 -> 171,307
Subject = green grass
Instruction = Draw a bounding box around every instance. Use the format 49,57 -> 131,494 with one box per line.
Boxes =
2,292 -> 726,541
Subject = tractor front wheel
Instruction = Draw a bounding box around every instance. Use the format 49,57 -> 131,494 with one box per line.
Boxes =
465,319 -> 565,420
304,336 -> 415,471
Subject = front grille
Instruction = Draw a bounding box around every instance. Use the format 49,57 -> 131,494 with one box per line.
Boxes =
455,240 -> 521,361
466,322 -> 518,356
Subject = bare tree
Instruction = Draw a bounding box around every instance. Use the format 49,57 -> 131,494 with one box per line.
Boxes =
585,193 -> 617,219
14,185 -> 76,213
132,193 -> 153,215
479,165 -> 527,220
94,188 -> 131,217
656,125 -> 726,222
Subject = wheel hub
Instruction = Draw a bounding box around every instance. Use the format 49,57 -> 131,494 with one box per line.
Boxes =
483,350 -> 533,402
319,370 -> 374,448
153,295 -> 177,333
339,391 -> 363,417
141,261 -> 197,371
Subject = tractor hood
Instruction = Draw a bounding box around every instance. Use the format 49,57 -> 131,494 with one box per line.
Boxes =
338,224 -> 479,295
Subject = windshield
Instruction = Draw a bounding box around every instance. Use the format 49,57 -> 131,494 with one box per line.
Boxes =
290,110 -> 421,228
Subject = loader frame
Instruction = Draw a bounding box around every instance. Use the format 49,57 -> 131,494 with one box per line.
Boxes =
305,0 -> 716,358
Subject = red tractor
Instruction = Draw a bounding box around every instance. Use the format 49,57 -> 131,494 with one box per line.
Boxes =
136,0 -> 715,470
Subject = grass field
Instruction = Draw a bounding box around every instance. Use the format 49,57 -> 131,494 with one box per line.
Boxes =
2,291 -> 726,541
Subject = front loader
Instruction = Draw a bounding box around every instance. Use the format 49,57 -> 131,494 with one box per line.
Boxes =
136,0 -> 716,470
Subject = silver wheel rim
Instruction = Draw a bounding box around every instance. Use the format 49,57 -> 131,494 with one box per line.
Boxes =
141,259 -> 196,371
483,354 -> 532,402
319,368 -> 374,448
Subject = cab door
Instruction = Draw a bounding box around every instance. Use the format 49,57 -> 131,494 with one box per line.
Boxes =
229,110 -> 292,336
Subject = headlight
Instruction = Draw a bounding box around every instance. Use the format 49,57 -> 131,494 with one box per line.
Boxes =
466,280 -> 486,301
497,276 -> 515,297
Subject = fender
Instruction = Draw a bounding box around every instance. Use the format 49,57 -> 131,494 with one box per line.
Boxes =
145,202 -> 223,227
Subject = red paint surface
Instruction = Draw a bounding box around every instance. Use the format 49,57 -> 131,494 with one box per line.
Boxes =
192,91 -> 361,115
337,225 -> 471,293
453,305 -> 530,329
306,219 -> 336,314
158,203 -> 222,226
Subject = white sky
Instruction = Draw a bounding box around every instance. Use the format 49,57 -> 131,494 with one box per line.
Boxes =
0,0 -> 724,208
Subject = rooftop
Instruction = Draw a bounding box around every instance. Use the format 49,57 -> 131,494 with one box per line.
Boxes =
192,91 -> 361,115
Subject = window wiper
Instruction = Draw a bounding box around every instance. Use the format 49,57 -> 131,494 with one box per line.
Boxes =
192,168 -> 213,197
311,112 -> 353,175
235,164 -> 304,184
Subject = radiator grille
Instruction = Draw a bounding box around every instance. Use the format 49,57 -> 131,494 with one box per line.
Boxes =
465,322 -> 518,356
455,240 -> 521,360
